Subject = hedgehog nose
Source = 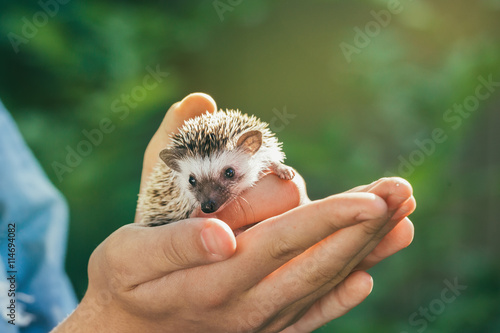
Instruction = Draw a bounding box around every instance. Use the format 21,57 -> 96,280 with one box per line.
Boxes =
201,200 -> 217,214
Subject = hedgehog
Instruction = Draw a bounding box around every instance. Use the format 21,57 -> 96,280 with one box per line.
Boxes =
137,109 -> 295,227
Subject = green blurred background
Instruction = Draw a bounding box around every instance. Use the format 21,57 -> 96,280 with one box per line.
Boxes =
1,0 -> 499,332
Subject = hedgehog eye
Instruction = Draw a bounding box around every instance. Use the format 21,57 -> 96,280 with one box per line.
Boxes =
189,175 -> 197,186
224,168 -> 235,178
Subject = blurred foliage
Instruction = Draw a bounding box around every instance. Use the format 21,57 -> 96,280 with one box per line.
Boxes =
1,0 -> 499,332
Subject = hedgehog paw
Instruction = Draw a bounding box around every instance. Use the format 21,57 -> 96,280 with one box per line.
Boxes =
272,163 -> 295,180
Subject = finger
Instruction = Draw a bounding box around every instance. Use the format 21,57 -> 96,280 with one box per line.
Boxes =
345,178 -> 388,193
280,182 -> 414,311
196,173 -> 304,231
282,218 -> 413,324
92,218 -> 236,289
346,179 -> 416,265
143,93 -> 217,177
281,271 -> 373,333
252,212 -> 386,308
363,177 -> 413,213
356,217 -> 414,271
348,177 -> 413,206
250,180 -> 411,306
223,192 -> 388,290
344,184 -> 371,193
346,177 -> 415,242
159,92 -> 217,138
343,177 -> 385,194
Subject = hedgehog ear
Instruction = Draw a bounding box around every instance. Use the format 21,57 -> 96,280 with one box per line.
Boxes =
237,130 -> 262,155
159,148 -> 181,172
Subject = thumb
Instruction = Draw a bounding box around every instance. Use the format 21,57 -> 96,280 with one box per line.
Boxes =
93,218 -> 236,288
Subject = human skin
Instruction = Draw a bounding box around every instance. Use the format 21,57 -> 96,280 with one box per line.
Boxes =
52,93 -> 416,333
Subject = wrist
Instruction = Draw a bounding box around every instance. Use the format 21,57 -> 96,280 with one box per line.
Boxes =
51,293 -> 121,333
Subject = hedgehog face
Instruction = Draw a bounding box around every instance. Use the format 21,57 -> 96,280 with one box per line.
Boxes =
160,130 -> 264,214
178,151 -> 257,213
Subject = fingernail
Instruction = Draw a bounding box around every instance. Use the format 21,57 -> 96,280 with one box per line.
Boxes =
200,224 -> 226,258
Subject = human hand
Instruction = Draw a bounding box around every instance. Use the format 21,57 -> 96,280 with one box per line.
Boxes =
53,177 -> 414,333
52,93 -> 415,333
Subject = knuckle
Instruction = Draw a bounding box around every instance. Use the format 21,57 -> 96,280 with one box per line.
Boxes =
361,220 -> 383,236
94,231 -> 131,291
316,199 -> 342,230
303,262 -> 335,288
267,235 -> 302,261
233,305 -> 273,333
159,233 -> 192,268
296,243 -> 342,288
101,230 -> 126,272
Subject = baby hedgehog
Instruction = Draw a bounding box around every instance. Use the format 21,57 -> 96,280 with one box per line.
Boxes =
137,109 -> 295,227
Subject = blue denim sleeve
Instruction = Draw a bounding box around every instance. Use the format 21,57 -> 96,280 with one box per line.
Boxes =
0,100 -> 78,333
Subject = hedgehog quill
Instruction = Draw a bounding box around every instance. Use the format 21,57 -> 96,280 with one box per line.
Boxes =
137,109 -> 295,227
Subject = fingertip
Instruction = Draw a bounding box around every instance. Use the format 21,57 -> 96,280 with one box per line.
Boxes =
161,93 -> 218,137
397,218 -> 415,248
360,271 -> 374,295
379,177 -> 413,192
390,177 -> 414,204
179,92 -> 217,114
200,219 -> 237,261
349,270 -> 374,297
290,171 -> 310,205
393,177 -> 413,195
367,177 -> 414,211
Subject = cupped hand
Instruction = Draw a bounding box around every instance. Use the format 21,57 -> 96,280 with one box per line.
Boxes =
133,93 -> 415,332
53,93 -> 415,333
58,180 -> 413,333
